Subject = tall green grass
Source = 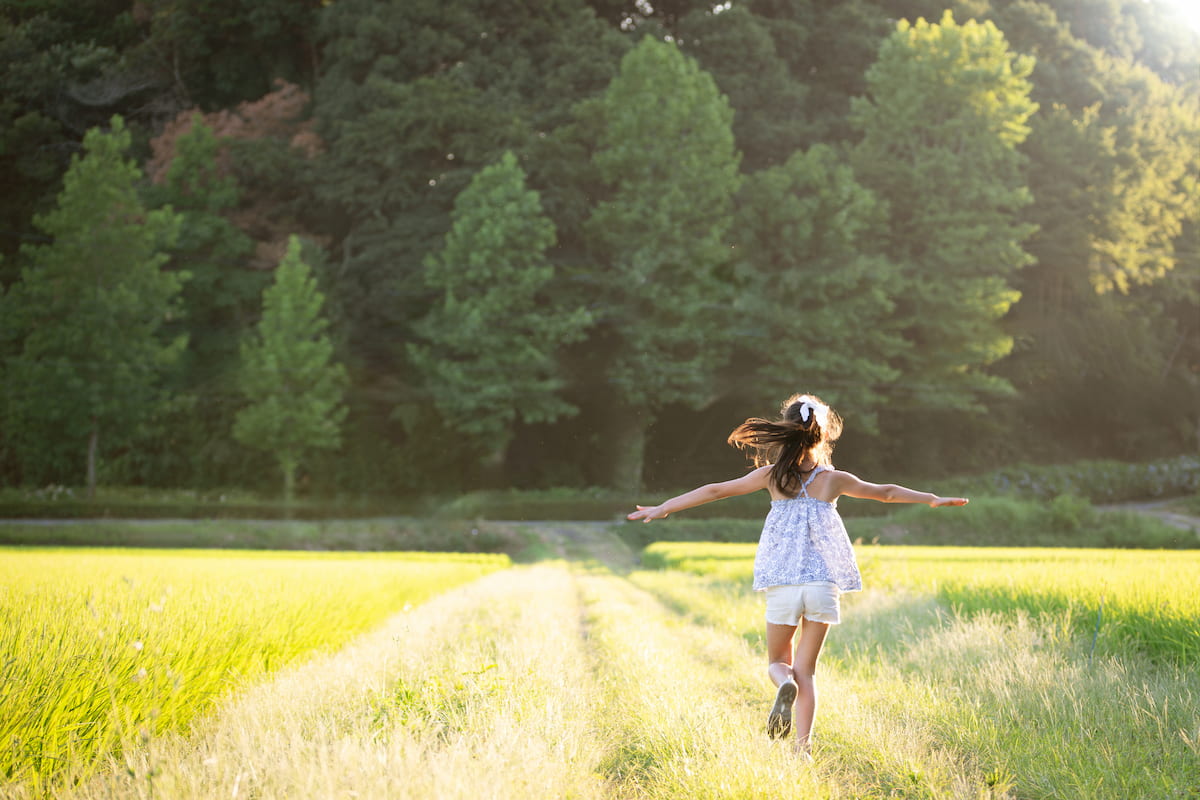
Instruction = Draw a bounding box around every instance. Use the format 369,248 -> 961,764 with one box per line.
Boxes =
641,542 -> 1200,663
0,547 -> 508,789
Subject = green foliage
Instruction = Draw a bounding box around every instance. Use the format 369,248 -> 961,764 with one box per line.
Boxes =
437,486 -> 633,521
0,116 -> 184,491
849,495 -> 1188,548
233,236 -> 348,502
851,11 -> 1038,410
585,36 -> 742,411
581,35 -> 743,489
129,0 -> 322,108
409,151 -> 590,452
0,517 -> 534,555
137,117 -> 268,486
0,2 -> 1197,495
730,144 -> 900,428
0,15 -> 126,274
0,483 -> 419,520
939,455 -> 1200,503
674,4 -> 811,170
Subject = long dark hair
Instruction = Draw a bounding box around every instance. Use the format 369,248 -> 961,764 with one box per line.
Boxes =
727,393 -> 843,496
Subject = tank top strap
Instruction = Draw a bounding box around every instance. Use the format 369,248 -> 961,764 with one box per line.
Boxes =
798,466 -> 828,497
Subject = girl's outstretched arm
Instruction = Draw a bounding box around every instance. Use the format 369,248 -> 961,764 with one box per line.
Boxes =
627,465 -> 772,522
829,471 -> 968,507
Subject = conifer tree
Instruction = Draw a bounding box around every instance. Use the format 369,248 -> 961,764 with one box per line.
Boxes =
139,116 -> 265,486
0,116 -> 184,494
583,35 -> 742,491
233,236 -> 347,503
409,151 -> 590,464
731,145 -> 902,430
850,11 -> 1037,411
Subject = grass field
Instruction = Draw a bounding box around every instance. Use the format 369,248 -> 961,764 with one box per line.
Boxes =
3,529 -> 1199,799
0,547 -> 508,791
640,542 -> 1200,664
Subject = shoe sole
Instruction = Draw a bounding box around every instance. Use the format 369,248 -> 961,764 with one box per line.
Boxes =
767,681 -> 797,739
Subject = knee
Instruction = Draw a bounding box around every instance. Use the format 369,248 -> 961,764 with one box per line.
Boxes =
791,665 -> 817,681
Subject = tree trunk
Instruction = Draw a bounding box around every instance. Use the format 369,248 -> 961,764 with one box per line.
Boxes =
87,419 -> 99,500
478,445 -> 509,489
608,407 -> 650,494
282,458 -> 297,517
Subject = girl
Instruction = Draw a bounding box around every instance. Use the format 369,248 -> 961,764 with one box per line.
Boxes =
627,393 -> 968,759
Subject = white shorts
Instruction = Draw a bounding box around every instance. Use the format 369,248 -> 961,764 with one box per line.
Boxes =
764,582 -> 841,626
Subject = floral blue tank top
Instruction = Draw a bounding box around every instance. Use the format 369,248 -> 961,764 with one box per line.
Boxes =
752,466 -> 863,592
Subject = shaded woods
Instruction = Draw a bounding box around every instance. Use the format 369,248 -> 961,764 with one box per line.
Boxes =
0,0 -> 1197,499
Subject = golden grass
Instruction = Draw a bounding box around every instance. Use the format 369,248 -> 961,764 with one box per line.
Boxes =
48,564 -> 604,800
6,533 -> 1199,799
0,547 -> 506,791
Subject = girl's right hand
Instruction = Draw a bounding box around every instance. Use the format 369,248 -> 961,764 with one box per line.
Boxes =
627,504 -> 668,522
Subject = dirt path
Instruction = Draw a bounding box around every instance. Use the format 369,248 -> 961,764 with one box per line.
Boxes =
1098,498 -> 1200,536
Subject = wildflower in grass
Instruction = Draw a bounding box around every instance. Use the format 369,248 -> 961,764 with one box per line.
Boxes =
630,392 -> 968,758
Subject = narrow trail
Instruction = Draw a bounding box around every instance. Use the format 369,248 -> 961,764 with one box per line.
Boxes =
1098,498 -> 1200,536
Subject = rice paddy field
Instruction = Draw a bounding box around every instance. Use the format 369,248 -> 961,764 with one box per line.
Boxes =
2,529 -> 1198,799
0,547 -> 508,793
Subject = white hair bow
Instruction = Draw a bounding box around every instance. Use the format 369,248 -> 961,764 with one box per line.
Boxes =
799,399 -> 828,427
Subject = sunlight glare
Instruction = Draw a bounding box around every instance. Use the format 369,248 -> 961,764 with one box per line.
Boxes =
1154,0 -> 1200,34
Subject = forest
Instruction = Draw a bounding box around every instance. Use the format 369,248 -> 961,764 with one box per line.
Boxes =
0,0 -> 1197,501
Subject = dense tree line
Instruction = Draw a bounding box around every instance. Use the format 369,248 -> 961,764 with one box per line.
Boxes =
1,0 -> 1197,498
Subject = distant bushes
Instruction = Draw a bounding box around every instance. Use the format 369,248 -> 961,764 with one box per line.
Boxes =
940,455 -> 1200,504
435,487 -> 632,521
613,494 -> 1196,551
0,485 -> 421,520
2,456 -> 1195,531
0,518 -> 540,557
846,495 -> 1193,549
433,456 -> 1199,523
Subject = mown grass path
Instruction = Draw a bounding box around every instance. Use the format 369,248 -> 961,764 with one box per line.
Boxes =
19,525 -> 1200,800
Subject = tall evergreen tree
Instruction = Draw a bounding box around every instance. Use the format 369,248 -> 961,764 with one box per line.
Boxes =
233,236 -> 347,503
409,151 -> 590,465
138,116 -> 266,486
674,4 -> 811,170
850,11 -> 1037,411
730,145 -> 902,430
0,116 -> 184,494
583,35 -> 742,491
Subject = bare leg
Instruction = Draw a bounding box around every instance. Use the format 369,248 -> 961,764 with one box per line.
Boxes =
765,622 -> 798,738
791,617 -> 830,753
766,621 -> 797,686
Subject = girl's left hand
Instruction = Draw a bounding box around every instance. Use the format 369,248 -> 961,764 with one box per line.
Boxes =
931,497 -> 969,507
627,504 -> 667,523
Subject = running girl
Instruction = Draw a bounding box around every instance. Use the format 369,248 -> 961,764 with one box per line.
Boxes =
627,393 -> 968,760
